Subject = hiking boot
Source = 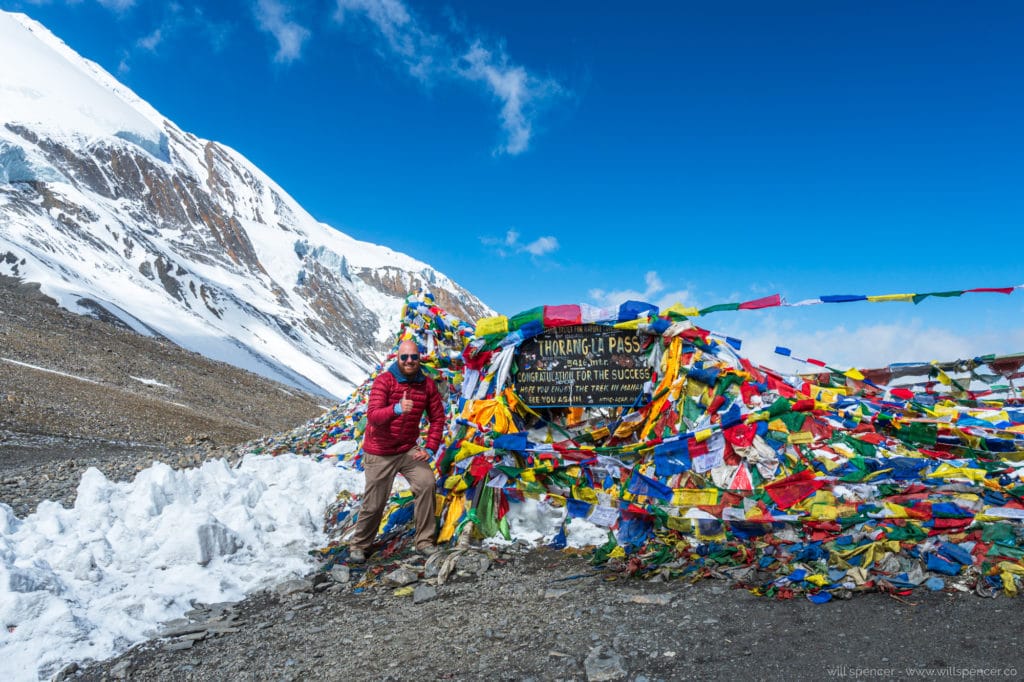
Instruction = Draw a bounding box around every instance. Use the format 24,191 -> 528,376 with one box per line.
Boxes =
348,547 -> 366,564
415,544 -> 440,557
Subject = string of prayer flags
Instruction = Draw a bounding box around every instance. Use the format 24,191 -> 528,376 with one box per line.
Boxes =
260,290 -> 1024,601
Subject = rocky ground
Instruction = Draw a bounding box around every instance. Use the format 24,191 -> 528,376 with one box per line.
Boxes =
3,278 -> 1024,681
69,548 -> 1024,682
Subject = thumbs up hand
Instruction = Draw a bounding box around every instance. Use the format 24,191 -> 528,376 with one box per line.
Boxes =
399,390 -> 414,414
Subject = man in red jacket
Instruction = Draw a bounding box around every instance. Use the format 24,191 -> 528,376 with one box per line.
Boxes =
348,339 -> 446,563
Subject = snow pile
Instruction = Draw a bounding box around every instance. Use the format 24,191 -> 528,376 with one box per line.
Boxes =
495,497 -> 610,549
0,455 -> 362,681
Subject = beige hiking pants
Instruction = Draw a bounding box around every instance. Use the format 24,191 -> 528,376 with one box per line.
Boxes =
350,448 -> 436,552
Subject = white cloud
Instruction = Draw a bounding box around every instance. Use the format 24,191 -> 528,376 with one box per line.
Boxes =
696,315 -> 1024,379
114,5 -> 231,71
255,0 -> 311,63
136,28 -> 164,52
589,271 -> 693,311
481,229 -> 559,259
523,236 -> 558,256
334,0 -> 436,79
455,41 -> 560,155
588,274 -> 1024,382
96,0 -> 136,11
735,321 -> 974,374
333,0 -> 562,155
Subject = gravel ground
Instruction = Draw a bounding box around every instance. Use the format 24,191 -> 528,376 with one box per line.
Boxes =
0,275 -> 325,453
70,547 -> 1024,682
3,277 -> 1024,681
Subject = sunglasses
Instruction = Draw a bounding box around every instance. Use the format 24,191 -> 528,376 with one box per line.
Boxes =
399,354 -> 420,361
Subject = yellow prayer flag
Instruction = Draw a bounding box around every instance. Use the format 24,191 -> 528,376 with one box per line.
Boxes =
814,454 -> 843,472
437,493 -> 466,542
443,475 -> 468,493
809,504 -> 838,520
883,502 -> 910,518
475,315 -> 509,336
663,303 -> 700,318
1001,571 -> 1018,596
453,441 -> 489,463
927,463 -> 988,483
573,485 -> 599,505
866,293 -> 915,303
665,516 -> 693,532
998,561 -> 1024,575
672,488 -> 720,506
808,490 -> 836,505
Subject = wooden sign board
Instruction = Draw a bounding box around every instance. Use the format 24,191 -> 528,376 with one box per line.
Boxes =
514,324 -> 651,407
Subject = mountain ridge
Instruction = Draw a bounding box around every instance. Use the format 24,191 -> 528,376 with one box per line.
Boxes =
0,10 -> 491,399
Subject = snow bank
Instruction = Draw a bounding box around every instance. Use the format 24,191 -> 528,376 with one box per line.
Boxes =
0,448 -> 607,680
0,455 -> 359,681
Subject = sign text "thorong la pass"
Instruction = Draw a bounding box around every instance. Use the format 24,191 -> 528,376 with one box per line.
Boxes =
514,324 -> 652,407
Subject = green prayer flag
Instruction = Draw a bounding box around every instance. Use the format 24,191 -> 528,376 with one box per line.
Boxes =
912,290 -> 965,304
699,302 -> 741,315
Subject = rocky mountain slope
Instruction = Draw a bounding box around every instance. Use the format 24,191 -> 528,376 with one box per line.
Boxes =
0,273 -> 326,517
0,10 -> 490,400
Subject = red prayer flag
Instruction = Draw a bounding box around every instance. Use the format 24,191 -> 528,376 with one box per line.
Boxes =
966,287 -> 1014,295
767,374 -> 797,398
791,399 -> 815,412
740,382 -> 760,406
764,469 -> 826,509
724,423 -> 758,448
738,293 -> 783,310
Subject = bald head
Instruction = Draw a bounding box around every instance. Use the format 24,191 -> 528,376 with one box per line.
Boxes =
396,340 -> 421,377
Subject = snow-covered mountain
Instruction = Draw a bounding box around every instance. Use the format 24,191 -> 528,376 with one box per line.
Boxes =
0,11 -> 491,399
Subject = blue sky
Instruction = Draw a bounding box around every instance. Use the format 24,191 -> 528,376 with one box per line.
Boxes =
5,0 -> 1023,370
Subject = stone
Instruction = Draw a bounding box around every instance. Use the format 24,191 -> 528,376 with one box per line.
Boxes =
329,565 -> 351,584
413,584 -> 438,604
160,622 -> 211,637
52,661 -> 79,681
383,567 -> 419,587
204,623 -> 239,635
627,593 -> 673,606
110,658 -> 134,679
583,646 -> 627,682
274,578 -> 313,596
162,640 -> 195,652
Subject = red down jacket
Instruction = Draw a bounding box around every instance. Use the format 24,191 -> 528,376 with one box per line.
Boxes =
362,364 -> 445,456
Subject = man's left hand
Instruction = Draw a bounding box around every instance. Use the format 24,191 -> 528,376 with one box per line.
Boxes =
411,447 -> 431,461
